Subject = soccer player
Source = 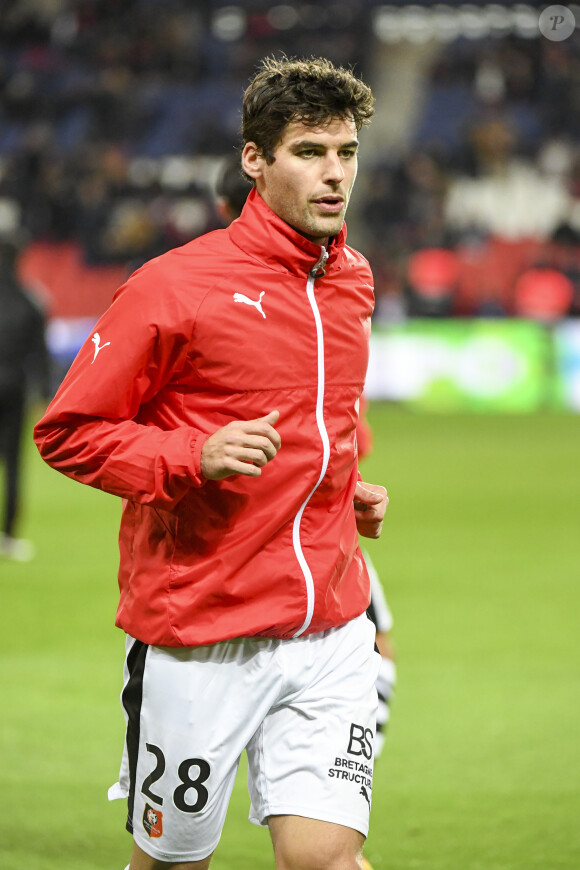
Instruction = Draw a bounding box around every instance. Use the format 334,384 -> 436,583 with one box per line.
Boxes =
356,401 -> 397,757
216,156 -> 397,756
34,57 -> 387,870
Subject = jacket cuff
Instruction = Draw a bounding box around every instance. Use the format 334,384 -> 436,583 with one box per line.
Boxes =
189,431 -> 210,487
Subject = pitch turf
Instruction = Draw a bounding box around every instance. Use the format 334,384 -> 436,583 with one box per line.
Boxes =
1,405 -> 579,870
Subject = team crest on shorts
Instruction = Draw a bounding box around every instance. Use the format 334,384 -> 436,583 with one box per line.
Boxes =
143,803 -> 163,838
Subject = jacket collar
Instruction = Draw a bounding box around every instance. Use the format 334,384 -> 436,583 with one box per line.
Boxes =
228,187 -> 346,278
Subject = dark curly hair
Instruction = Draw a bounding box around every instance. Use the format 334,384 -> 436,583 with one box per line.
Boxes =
242,56 -> 375,165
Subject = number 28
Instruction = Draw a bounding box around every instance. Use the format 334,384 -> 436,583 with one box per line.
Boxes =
141,743 -> 211,813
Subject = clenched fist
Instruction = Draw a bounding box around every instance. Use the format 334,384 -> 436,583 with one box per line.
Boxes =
354,481 -> 389,539
200,410 -> 281,480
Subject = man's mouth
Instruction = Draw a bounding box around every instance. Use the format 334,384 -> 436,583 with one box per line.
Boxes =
313,195 -> 344,215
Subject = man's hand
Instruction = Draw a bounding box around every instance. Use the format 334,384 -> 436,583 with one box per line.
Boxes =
354,481 -> 389,538
200,410 -> 281,480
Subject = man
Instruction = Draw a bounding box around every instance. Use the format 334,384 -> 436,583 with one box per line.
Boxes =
215,155 -> 397,754
34,56 -> 387,870
0,236 -> 49,561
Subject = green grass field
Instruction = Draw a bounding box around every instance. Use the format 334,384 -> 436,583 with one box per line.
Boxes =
2,405 -> 579,870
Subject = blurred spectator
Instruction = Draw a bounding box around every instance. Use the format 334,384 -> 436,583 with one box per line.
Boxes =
406,247 -> 460,318
444,117 -> 572,243
215,152 -> 251,225
363,151 -> 451,318
0,234 -> 50,561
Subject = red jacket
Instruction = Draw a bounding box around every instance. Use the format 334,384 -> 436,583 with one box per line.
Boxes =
34,189 -> 375,646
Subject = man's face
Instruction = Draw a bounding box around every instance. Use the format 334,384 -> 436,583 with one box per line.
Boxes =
242,117 -> 359,246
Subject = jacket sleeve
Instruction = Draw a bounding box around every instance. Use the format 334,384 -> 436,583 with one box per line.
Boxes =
33,257 -> 209,509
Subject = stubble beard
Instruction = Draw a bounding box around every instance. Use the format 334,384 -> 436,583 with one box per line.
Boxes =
302,203 -> 347,244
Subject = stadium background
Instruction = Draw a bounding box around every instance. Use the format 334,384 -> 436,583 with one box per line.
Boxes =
1,2 -> 579,869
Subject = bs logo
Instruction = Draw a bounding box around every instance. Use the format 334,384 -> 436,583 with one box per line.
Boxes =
347,723 -> 373,760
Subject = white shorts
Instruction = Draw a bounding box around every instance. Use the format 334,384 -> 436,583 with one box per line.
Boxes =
108,614 -> 380,863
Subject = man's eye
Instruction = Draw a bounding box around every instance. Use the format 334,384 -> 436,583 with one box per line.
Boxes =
341,150 -> 356,159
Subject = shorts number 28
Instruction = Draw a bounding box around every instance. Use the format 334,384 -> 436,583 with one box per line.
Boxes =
142,742 -> 211,813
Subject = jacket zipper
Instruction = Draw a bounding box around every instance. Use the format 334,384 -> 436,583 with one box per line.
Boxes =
292,247 -> 330,638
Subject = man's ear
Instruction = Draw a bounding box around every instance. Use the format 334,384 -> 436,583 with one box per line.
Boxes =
242,142 -> 265,180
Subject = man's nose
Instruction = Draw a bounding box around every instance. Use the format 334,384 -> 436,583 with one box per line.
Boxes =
322,152 -> 345,183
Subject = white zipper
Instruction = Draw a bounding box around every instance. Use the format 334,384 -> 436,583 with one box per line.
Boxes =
292,248 -> 330,638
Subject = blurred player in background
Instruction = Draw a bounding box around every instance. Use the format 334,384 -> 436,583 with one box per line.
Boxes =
216,154 -> 397,757
0,235 -> 49,561
35,56 -> 388,870
356,400 -> 397,756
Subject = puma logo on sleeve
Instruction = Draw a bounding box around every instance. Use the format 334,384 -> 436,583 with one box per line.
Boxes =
91,332 -> 111,363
